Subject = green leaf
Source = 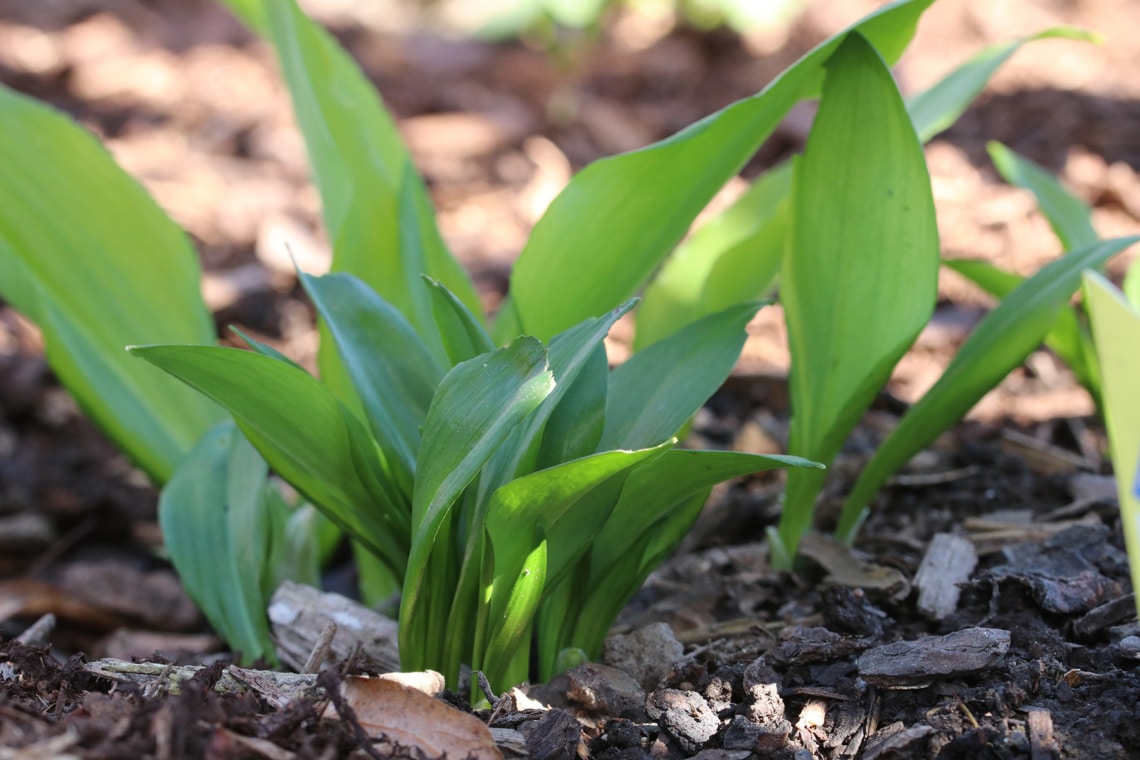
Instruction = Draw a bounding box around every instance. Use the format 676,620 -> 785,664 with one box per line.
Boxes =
158,421 -> 276,664
633,26 -> 1095,353
777,32 -> 940,561
425,277 -> 495,367
131,345 -> 410,573
1082,271 -> 1140,616
478,445 -> 670,688
300,270 -> 444,489
500,0 -> 934,341
635,163 -> 792,350
987,141 -> 1098,251
569,449 -> 822,657
252,0 -> 479,324
0,85 -> 221,482
535,344 -> 609,470
1125,260 -> 1140,311
601,302 -> 763,451
838,236 -> 1140,539
229,326 -> 305,371
907,28 -> 1099,142
944,257 -> 1100,407
400,338 -> 555,673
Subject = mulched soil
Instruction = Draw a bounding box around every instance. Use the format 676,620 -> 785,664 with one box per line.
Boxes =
2,0 -> 1140,757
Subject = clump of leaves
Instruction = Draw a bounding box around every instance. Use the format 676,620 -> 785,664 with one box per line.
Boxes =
2,0 -> 1128,688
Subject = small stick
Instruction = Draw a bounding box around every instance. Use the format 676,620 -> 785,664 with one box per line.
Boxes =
302,621 -> 337,674
15,613 -> 56,646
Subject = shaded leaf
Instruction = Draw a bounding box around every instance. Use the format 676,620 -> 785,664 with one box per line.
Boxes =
601,302 -> 762,451
158,421 -> 275,664
131,345 -> 410,573
301,270 -> 443,489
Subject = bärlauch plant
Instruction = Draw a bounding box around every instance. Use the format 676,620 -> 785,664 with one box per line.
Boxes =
2,0 -> 1122,687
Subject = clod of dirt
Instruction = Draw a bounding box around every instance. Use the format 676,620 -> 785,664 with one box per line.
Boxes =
644,689 -> 719,754
566,662 -> 647,721
603,622 -> 684,691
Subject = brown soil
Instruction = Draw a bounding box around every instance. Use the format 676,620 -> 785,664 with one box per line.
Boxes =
2,0 -> 1140,757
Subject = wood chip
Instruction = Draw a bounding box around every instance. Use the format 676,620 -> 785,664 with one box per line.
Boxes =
914,533 -> 977,620
268,581 -> 399,673
1025,707 -> 1058,760
857,628 -> 1010,688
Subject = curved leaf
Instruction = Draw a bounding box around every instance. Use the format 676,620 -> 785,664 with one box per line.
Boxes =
838,236 -> 1140,539
131,345 -> 410,573
501,0 -> 935,341
0,86 -> 221,481
988,141 -> 1097,251
602,302 -> 763,451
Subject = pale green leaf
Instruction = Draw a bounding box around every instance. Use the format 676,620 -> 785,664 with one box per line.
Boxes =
1083,271 -> 1140,614
0,85 -> 221,482
778,32 -> 939,559
907,28 -> 1099,142
635,163 -> 791,350
988,141 -> 1097,251
478,445 -> 670,688
838,236 -> 1140,539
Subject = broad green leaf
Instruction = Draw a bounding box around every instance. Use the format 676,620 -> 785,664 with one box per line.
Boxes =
0,85 -> 221,482
907,28 -> 1098,142
778,32 -> 939,561
158,421 -> 275,663
425,277 -> 495,367
838,236 -> 1140,539
535,344 -> 609,470
481,300 -> 635,501
945,257 -> 1100,406
634,27 -> 1091,353
131,345 -> 410,573
1083,271 -> 1140,616
500,0 -> 934,341
601,302 -> 763,451
570,449 -> 822,657
478,445 -> 670,688
300,270 -> 444,490
635,163 -> 792,350
988,141 -> 1097,251
400,338 -> 555,673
